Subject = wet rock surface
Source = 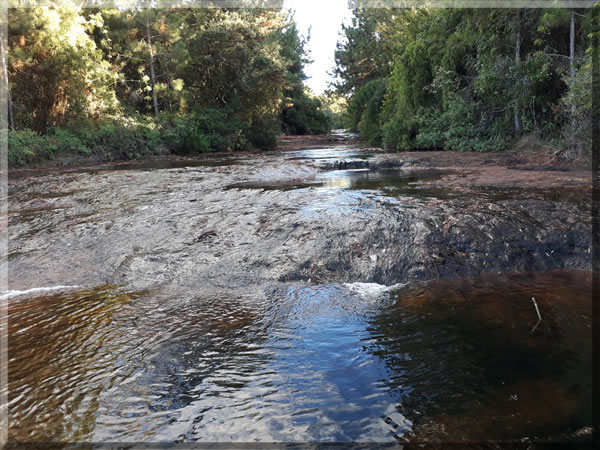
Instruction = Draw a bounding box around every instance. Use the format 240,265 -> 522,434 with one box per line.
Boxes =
6,138 -> 591,293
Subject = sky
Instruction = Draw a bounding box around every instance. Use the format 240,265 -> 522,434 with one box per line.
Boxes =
283,0 -> 353,94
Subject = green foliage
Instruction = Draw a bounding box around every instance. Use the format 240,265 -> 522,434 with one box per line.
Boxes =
94,121 -> 163,159
6,6 -> 320,166
332,8 -> 396,95
8,130 -> 41,166
8,2 -> 118,132
281,92 -> 330,135
319,94 -> 348,129
381,114 -> 417,151
559,54 -> 592,158
414,97 -> 509,152
8,127 -> 95,166
345,79 -> 385,132
336,7 -> 592,154
278,20 -> 330,135
248,114 -> 280,149
181,108 -> 249,153
48,128 -> 92,156
357,80 -> 386,145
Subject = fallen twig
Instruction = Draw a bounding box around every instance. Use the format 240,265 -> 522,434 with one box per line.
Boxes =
530,296 -> 542,334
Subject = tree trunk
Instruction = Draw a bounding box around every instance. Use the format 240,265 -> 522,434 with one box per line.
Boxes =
146,17 -> 159,117
0,37 -> 15,130
514,10 -> 521,135
570,10 -> 576,124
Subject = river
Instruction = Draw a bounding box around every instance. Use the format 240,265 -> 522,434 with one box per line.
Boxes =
4,134 -> 593,443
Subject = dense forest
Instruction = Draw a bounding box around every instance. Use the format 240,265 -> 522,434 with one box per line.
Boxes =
4,2 -> 330,165
333,4 -> 596,159
3,4 -> 597,166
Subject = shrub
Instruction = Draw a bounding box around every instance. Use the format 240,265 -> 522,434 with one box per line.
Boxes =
248,114 -> 279,149
47,128 -> 92,156
381,94 -> 511,152
178,108 -> 251,153
346,79 -> 386,134
8,129 -> 40,166
281,92 -> 330,135
381,115 -> 417,151
357,80 -> 387,145
8,105 -> 281,166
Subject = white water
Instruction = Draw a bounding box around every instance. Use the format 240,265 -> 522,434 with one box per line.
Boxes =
344,281 -> 405,299
0,285 -> 82,300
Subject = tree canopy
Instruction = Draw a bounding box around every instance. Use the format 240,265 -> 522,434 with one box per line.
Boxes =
5,3 -> 331,165
333,5 -> 596,157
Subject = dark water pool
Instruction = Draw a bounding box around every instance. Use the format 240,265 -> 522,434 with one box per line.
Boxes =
227,169 -> 453,198
6,271 -> 592,443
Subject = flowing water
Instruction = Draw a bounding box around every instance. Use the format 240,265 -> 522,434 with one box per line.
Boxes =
4,142 -> 593,444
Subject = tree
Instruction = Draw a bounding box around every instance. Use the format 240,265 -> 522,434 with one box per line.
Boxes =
335,6 -> 593,155
8,1 -> 117,132
278,16 -> 330,135
145,14 -> 159,116
332,5 -> 395,95
0,29 -> 14,130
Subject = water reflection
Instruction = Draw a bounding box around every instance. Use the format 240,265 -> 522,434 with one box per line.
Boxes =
226,169 -> 452,197
285,148 -> 373,161
7,271 -> 592,443
8,285 -> 144,442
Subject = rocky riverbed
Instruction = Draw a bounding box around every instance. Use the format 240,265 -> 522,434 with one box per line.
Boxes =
7,134 -> 592,293
4,133 -> 593,444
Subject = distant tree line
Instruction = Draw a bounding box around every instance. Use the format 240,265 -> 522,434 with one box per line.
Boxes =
3,2 -> 330,165
333,4 -> 596,158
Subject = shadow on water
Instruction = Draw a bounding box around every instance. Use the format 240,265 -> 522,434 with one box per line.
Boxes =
7,271 -> 592,443
87,157 -> 240,174
368,270 -> 593,442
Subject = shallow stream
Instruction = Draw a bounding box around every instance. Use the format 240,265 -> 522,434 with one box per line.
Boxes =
4,143 -> 593,443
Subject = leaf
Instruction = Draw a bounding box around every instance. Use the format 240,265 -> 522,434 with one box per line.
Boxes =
171,78 -> 185,92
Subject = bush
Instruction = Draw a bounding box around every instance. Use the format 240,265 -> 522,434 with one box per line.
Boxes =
8,129 -> 40,166
248,114 -> 279,149
178,108 -> 250,153
346,79 -> 386,134
357,80 -> 387,145
380,94 -> 511,152
8,105 -> 282,166
382,115 -> 417,150
47,128 -> 92,156
281,92 -> 330,135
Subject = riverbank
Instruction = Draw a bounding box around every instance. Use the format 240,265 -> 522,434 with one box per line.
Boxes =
8,132 -> 591,193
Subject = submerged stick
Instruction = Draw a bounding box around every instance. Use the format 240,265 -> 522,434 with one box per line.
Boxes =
530,296 -> 542,334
